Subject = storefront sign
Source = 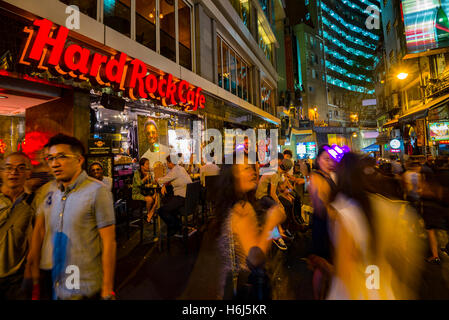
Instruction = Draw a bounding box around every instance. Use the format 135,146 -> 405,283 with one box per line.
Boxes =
19,19 -> 205,110
389,139 -> 401,153
88,138 -> 111,154
390,139 -> 401,149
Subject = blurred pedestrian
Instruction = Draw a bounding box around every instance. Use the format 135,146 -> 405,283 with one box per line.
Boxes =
217,154 -> 285,299
308,145 -> 337,299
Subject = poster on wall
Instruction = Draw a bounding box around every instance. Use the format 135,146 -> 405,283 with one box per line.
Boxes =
137,115 -> 171,168
429,121 -> 449,141
402,0 -> 449,55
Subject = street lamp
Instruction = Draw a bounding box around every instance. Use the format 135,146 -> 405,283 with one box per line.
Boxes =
396,72 -> 409,80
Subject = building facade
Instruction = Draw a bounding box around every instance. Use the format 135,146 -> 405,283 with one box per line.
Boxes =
278,0 -> 380,157
0,0 -> 285,166
376,0 -> 449,159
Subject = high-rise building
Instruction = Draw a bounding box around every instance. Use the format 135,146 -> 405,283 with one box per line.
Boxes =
285,0 -> 380,129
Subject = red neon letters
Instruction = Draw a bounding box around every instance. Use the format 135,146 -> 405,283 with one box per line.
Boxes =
20,19 -> 205,110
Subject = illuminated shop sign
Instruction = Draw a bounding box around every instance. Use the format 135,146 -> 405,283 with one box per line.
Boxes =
402,0 -> 449,54
19,19 -> 205,111
389,139 -> 401,153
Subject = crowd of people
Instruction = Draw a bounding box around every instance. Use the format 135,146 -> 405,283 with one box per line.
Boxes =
1,132 -> 448,300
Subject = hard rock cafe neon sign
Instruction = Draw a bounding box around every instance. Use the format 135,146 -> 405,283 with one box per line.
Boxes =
19,19 -> 206,111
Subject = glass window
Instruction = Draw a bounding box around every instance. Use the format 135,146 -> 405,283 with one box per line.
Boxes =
230,50 -> 237,95
136,0 -> 156,51
261,81 -> 273,113
178,0 -> 192,70
217,37 -> 223,88
60,0 -> 97,19
222,41 -> 230,91
237,57 -> 242,98
242,62 -> 249,101
160,0 -> 176,63
104,0 -> 131,37
241,0 -> 251,29
258,20 -> 272,63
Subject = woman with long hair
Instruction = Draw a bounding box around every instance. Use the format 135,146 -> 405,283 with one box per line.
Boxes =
132,157 -> 157,222
217,155 -> 285,300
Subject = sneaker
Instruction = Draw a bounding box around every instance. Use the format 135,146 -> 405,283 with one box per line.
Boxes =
283,229 -> 294,241
273,238 -> 288,251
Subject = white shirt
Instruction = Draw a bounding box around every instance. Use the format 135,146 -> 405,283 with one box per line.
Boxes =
102,176 -> 113,191
141,144 -> 171,168
158,165 -> 192,198
200,163 -> 220,187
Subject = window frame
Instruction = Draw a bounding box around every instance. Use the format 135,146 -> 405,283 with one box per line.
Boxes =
216,34 -> 251,102
97,0 -> 195,71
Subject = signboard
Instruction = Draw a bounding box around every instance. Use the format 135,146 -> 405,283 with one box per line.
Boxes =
88,138 -> 111,154
429,121 -> 449,142
388,138 -> 402,153
19,19 -> 205,110
296,142 -> 317,159
402,0 -> 449,54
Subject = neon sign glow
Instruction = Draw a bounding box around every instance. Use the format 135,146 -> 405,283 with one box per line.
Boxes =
19,19 -> 205,111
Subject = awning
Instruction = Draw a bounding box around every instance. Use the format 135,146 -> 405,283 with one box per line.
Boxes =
382,119 -> 398,128
399,92 -> 449,123
361,144 -> 380,153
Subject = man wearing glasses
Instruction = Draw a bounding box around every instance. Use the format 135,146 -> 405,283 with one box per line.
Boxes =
0,152 -> 34,299
28,134 -> 116,300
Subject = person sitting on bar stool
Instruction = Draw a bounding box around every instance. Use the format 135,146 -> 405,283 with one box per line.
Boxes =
132,157 -> 157,222
200,151 -> 220,187
156,155 -> 192,237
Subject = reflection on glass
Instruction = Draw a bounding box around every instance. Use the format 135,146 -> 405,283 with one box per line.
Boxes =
217,37 -> 223,88
160,0 -> 176,63
136,0 -> 156,51
60,0 -> 97,19
104,0 -> 131,37
222,42 -> 230,91
230,0 -> 251,30
179,0 -> 192,70
230,50 -> 237,95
